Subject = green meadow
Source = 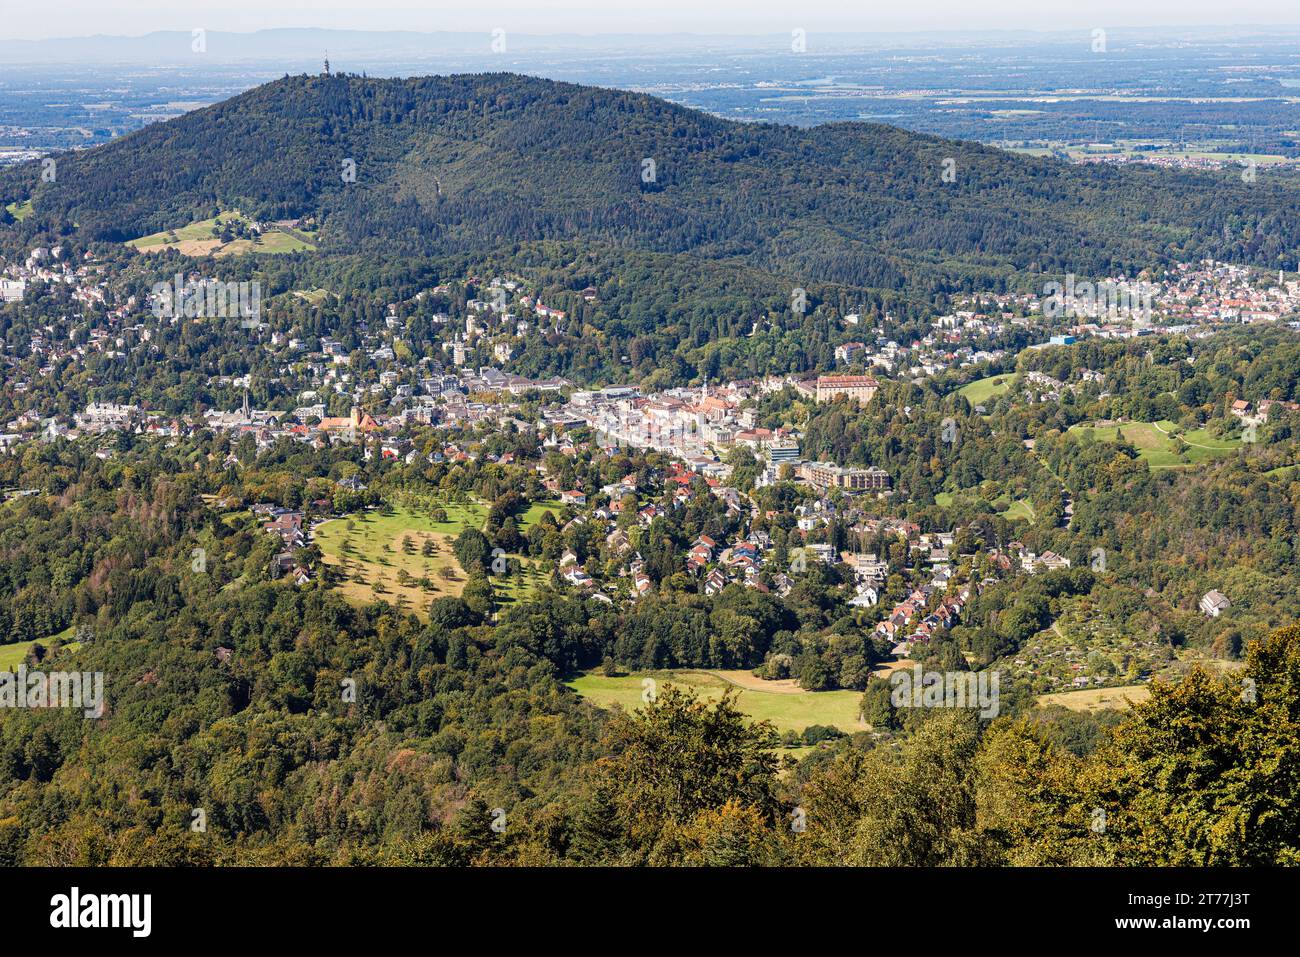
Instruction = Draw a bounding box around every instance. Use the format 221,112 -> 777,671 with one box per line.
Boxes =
568,669 -> 865,735
0,641 -> 36,670
0,626 -> 82,670
1068,420 -> 1240,468
999,498 -> 1037,521
5,199 -> 33,222
957,374 -> 1015,406
315,504 -> 474,615
935,489 -> 1036,522
127,210 -> 317,256
520,499 -> 564,530
315,498 -> 547,618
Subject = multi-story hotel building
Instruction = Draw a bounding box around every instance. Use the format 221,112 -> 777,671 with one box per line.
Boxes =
814,375 -> 880,404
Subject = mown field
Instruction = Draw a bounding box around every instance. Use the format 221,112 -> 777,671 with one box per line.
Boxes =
935,489 -> 1036,521
315,499 -> 550,618
1037,684 -> 1151,711
520,499 -> 564,529
0,640 -> 38,670
316,504 -> 473,614
127,210 -> 317,256
999,498 -> 1037,521
0,626 -> 81,671
957,373 -> 1015,406
568,669 -> 865,735
1068,419 -> 1240,468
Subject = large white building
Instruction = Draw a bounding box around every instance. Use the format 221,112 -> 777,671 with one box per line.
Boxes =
75,402 -> 140,433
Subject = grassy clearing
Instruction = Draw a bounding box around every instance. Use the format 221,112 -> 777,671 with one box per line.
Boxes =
0,641 -> 36,670
1178,654 -> 1247,675
315,505 -> 472,616
0,627 -> 81,670
936,489 -> 1035,521
5,199 -> 33,222
396,496 -> 488,535
493,562 -> 550,606
568,669 -> 865,735
128,213 -> 247,249
127,211 -> 317,257
1068,419 -> 1240,468
293,288 -> 332,306
1037,684 -> 1151,712
316,498 -> 547,617
216,230 -> 315,255
519,499 -> 564,530
957,374 -> 1015,406
999,498 -> 1037,522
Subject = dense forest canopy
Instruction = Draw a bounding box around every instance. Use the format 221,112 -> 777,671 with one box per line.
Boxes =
2,72 -> 1298,294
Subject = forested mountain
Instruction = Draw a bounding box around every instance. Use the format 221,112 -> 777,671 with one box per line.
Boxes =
3,72 -> 1298,292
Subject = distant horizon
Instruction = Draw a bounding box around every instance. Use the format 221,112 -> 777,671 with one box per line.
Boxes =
5,21 -> 1300,65
7,22 -> 1300,42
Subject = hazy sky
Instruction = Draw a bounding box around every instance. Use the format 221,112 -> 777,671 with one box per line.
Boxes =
2,1 -> 1299,40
